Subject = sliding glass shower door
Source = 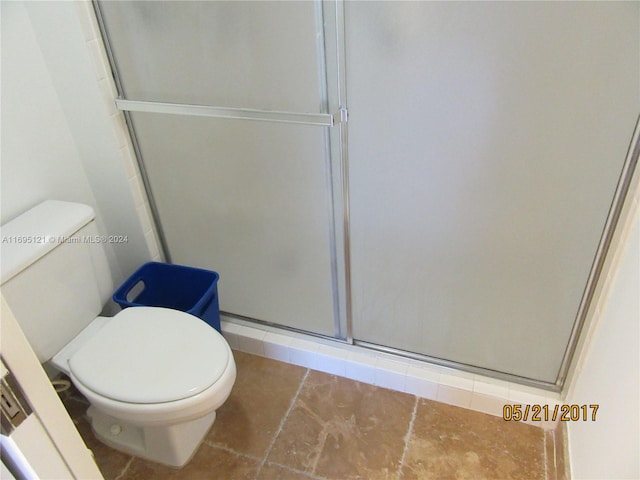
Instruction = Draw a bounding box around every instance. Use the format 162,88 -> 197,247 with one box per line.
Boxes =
96,0 -> 638,388
96,1 -> 347,336
345,1 -> 639,384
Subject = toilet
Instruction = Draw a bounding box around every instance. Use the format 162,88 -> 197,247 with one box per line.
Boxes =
1,200 -> 236,467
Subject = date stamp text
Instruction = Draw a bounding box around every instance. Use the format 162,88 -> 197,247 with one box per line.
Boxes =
503,404 -> 599,422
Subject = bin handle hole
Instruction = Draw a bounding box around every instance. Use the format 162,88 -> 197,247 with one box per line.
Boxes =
126,280 -> 146,303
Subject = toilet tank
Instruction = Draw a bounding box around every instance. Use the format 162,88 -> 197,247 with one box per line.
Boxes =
1,201 -> 114,362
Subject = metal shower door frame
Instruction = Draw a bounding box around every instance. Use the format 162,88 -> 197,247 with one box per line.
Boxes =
92,0 -> 354,342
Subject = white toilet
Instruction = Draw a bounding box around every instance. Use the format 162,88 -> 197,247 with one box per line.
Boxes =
1,200 -> 236,467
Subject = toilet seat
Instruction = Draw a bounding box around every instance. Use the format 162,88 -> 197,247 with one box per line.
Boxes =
69,307 -> 230,404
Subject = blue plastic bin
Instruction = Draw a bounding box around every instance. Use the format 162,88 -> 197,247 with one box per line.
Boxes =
113,262 -> 221,332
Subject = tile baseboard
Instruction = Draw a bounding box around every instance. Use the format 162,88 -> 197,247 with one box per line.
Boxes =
221,317 -> 563,430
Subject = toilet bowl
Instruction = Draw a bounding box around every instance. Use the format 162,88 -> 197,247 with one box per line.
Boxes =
0,200 -> 236,468
51,306 -> 236,467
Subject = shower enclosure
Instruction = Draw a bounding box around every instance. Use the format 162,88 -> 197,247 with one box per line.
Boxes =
95,1 -> 639,389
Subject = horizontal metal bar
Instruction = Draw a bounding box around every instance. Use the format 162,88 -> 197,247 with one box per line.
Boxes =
115,98 -> 334,127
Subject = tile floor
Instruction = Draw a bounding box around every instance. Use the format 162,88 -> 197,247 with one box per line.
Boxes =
61,351 -> 563,480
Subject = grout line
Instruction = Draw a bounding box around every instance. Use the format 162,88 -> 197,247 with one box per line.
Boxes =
203,441 -> 262,462
551,428 -> 558,480
396,396 -> 420,480
114,457 -> 134,480
254,369 -> 311,479
561,424 -> 570,480
543,430 -> 549,480
263,461 -> 327,480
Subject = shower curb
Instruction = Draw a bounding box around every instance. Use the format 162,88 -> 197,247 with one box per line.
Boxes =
220,317 -> 563,431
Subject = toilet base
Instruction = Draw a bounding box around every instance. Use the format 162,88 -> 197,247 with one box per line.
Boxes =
87,405 -> 216,467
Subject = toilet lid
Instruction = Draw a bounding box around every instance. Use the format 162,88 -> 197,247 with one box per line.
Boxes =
69,307 -> 230,404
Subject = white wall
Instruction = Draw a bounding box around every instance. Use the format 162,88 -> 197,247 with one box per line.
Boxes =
0,1 -> 96,222
1,1 -> 153,285
566,206 -> 639,479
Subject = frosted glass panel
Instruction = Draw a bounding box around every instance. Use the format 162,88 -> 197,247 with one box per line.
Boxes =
99,1 -> 323,112
132,114 -> 335,335
347,2 -> 639,382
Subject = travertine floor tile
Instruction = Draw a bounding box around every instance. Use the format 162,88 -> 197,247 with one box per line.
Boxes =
401,399 -> 545,480
59,351 -> 552,480
206,350 -> 307,458
268,370 -> 415,479
119,444 -> 259,480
